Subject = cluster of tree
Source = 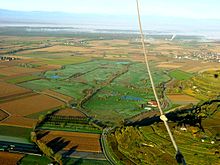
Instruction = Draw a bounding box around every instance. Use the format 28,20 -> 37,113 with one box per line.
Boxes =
0,56 -> 20,61
7,44 -> 51,54
30,131 -> 62,165
18,63 -> 39,68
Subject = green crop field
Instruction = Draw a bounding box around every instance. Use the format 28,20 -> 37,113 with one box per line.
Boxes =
0,125 -> 32,142
63,158 -> 110,165
7,75 -> 40,84
18,155 -> 51,165
0,74 -> 6,78
169,70 -> 193,80
42,57 -> 90,65
83,62 -> 170,123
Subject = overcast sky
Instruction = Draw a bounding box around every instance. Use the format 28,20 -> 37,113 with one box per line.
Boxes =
0,0 -> 220,19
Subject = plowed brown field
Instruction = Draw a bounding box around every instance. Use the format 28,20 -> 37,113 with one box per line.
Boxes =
167,94 -> 199,104
0,66 -> 39,76
40,130 -> 101,153
1,116 -> 37,128
42,89 -> 73,103
0,94 -> 64,116
0,94 -> 64,128
36,64 -> 61,71
0,109 -> 9,121
0,152 -> 24,165
0,82 -> 31,99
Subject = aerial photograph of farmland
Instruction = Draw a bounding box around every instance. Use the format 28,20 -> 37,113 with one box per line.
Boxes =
0,0 -> 220,165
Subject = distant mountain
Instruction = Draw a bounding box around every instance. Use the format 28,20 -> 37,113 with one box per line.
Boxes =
0,9 -> 104,24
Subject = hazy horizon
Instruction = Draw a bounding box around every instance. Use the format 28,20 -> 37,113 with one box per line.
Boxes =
1,0 -> 220,20
1,0 -> 220,39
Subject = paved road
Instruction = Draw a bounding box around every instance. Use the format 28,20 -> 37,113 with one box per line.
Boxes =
101,128 -> 119,165
0,140 -> 40,154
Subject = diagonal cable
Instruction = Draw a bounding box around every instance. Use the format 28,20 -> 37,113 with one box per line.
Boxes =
135,0 -> 186,164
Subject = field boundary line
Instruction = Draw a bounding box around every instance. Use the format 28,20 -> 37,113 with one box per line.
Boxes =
38,91 -> 70,105
0,108 -> 11,122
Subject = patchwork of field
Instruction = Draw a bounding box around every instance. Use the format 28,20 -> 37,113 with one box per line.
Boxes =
39,130 -> 101,153
1,33 -> 220,164
0,82 -> 32,100
20,60 -> 170,124
6,75 -> 41,84
0,116 -> 38,128
184,70 -> 219,100
0,94 -> 64,116
41,89 -> 73,103
0,94 -> 65,128
0,66 -> 39,76
139,124 -> 220,165
0,151 -> 24,165
156,60 -> 220,73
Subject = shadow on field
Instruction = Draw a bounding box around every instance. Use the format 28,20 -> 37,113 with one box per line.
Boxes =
126,114 -> 161,126
63,157 -> 83,165
72,158 -> 83,165
37,131 -> 49,139
62,146 -> 79,165
126,107 -> 203,129
46,137 -> 70,153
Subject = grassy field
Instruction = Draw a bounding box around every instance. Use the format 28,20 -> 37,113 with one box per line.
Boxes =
20,79 -> 91,99
63,158 -> 110,165
169,70 -> 193,80
168,70 -> 220,100
6,75 -> 40,84
0,74 -> 6,78
42,57 -> 90,65
20,60 -> 170,124
18,155 -> 51,165
83,62 -> 170,123
0,125 -> 31,141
